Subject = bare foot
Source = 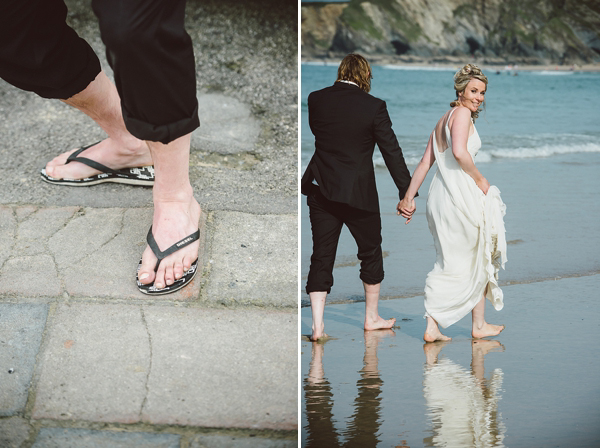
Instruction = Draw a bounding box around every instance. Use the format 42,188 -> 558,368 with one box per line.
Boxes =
45,138 -> 152,180
472,322 -> 505,339
424,316 -> 451,343
310,321 -> 328,341
137,192 -> 202,290
364,316 -> 396,331
423,328 -> 452,343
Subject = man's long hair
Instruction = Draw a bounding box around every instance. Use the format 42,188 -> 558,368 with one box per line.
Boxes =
337,53 -> 372,93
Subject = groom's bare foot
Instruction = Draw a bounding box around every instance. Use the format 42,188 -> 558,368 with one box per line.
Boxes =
310,322 -> 328,341
364,316 -> 396,331
472,322 -> 505,339
137,190 -> 202,290
45,138 -> 152,180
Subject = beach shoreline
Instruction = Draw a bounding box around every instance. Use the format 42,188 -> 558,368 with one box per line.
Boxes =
302,56 -> 600,73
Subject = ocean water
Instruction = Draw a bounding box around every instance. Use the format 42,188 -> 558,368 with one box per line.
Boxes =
301,63 -> 600,171
300,63 -> 600,303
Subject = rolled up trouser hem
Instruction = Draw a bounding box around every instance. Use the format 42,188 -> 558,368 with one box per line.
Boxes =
359,274 -> 385,285
305,286 -> 332,295
0,0 -> 102,101
94,0 -> 199,145
123,102 -> 200,144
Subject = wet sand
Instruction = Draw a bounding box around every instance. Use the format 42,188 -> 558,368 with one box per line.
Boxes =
301,152 -> 600,445
301,274 -> 600,446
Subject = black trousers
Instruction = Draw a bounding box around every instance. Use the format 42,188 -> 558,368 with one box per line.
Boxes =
306,186 -> 384,294
0,0 -> 199,144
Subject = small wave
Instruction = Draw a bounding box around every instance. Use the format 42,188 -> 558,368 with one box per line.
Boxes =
381,65 -> 456,72
536,71 -> 575,76
489,142 -> 600,159
370,142 -> 600,168
302,61 -> 339,67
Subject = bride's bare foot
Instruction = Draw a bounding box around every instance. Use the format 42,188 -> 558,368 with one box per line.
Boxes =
423,328 -> 452,343
423,316 -> 451,342
364,315 -> 396,331
472,322 -> 505,339
137,191 -> 202,290
45,138 -> 152,180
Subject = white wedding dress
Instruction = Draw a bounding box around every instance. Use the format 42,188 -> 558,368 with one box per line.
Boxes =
424,108 -> 507,328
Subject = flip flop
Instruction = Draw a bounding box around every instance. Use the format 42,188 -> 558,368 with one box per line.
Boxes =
136,226 -> 201,295
41,142 -> 154,186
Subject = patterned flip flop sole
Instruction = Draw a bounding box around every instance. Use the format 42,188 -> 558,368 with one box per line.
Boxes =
136,258 -> 199,295
41,166 -> 155,186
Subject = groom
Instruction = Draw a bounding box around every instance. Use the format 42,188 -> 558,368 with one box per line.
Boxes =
302,53 -> 415,341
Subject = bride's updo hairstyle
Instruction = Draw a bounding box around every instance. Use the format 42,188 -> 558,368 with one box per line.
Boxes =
450,63 -> 488,120
337,53 -> 372,93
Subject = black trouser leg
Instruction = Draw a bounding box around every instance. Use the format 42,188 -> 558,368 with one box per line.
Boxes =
0,0 -> 101,99
306,187 -> 384,293
92,0 -> 199,143
306,190 -> 343,294
345,209 -> 384,285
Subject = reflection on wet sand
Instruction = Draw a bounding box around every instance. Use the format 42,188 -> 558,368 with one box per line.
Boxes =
304,330 -> 394,448
423,340 -> 506,447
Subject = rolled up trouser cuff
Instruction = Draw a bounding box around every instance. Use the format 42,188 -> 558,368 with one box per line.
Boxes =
123,102 -> 200,144
0,0 -> 102,101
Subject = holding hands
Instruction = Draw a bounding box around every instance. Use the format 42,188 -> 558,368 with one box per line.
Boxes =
397,197 -> 416,224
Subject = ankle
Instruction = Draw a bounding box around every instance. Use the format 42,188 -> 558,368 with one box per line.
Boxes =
153,184 -> 195,204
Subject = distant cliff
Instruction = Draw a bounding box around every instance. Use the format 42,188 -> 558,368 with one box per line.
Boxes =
301,0 -> 600,64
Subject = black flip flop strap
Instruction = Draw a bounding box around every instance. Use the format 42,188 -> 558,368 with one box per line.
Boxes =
66,142 -> 121,176
146,226 -> 201,272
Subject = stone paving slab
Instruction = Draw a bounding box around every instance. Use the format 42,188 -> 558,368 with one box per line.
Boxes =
0,206 -> 206,301
192,94 -> 260,155
0,416 -> 32,448
189,434 -> 297,448
32,304 -> 151,423
32,428 -> 180,448
141,307 -> 297,430
0,206 -> 298,305
206,212 -> 297,307
0,303 -> 48,416
32,304 -> 297,430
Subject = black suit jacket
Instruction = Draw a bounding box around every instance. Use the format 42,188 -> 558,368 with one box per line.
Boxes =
301,81 -> 413,213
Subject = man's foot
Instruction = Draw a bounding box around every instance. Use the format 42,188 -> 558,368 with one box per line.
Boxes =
137,192 -> 202,290
364,316 -> 396,331
310,322 -> 328,341
45,138 -> 152,180
472,322 -> 505,339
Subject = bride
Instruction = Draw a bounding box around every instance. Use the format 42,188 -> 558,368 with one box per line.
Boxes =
398,64 -> 507,342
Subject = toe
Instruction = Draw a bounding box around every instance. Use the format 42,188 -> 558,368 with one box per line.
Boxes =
138,246 -> 157,285
173,260 -> 184,280
182,254 -> 193,272
164,262 -> 175,286
154,265 -> 166,290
